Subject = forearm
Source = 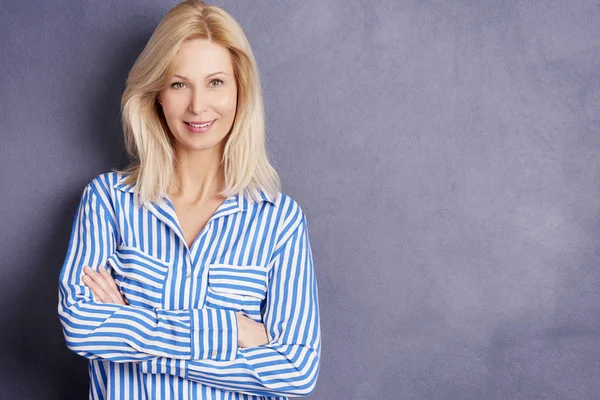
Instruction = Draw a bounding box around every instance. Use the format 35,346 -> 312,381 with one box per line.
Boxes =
139,340 -> 321,397
59,286 -> 192,362
60,282 -> 241,363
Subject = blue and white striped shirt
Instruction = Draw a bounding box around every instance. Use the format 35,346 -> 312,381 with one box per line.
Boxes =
58,171 -> 321,399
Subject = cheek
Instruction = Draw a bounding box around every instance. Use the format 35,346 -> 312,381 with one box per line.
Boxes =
215,90 -> 237,116
163,97 -> 187,116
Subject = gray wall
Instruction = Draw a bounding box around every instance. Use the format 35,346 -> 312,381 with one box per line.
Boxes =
1,0 -> 599,399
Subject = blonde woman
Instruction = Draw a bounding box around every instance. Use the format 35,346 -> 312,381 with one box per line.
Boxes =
57,1 -> 321,398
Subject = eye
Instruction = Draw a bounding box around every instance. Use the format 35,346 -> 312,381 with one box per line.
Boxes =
170,82 -> 185,89
209,79 -> 224,87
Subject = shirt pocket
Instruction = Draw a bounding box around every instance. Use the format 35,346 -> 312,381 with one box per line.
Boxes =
106,245 -> 169,308
205,264 -> 269,322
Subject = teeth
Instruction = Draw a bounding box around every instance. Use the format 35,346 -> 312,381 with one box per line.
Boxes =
188,121 -> 212,128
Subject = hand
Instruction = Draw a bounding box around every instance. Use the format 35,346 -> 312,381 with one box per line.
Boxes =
82,266 -> 128,305
236,312 -> 269,348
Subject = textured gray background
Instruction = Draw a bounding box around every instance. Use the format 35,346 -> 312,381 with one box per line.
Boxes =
1,0 -> 599,399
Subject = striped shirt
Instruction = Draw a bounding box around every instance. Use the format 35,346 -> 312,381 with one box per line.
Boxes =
58,171 -> 321,399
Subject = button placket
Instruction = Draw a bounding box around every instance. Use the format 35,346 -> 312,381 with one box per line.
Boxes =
182,253 -> 194,307
185,253 -> 192,280
188,222 -> 215,308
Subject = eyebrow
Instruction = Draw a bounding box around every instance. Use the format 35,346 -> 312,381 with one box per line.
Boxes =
172,72 -> 229,80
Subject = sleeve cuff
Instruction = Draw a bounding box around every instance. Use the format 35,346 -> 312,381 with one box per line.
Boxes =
190,308 -> 238,361
139,357 -> 187,378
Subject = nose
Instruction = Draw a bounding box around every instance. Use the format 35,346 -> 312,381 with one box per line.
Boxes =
188,86 -> 209,115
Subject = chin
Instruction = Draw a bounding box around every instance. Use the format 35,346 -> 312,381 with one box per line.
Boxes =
175,136 -> 227,153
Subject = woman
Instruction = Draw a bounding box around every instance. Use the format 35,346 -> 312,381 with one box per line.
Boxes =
57,1 -> 321,399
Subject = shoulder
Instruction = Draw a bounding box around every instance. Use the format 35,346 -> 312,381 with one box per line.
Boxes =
248,188 -> 305,218
82,171 -> 127,203
271,192 -> 310,247
86,171 -> 128,191
274,192 -> 306,219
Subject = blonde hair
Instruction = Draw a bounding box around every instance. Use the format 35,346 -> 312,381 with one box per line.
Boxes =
117,0 -> 280,205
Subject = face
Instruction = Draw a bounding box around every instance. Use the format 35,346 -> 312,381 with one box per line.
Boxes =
158,39 -> 237,156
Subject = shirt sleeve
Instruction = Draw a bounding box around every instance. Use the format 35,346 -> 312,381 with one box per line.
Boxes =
138,212 -> 322,397
58,181 -> 238,363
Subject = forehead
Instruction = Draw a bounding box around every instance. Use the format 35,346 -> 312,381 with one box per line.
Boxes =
171,38 -> 233,76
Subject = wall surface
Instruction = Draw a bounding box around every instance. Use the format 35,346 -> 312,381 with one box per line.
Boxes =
1,0 -> 599,399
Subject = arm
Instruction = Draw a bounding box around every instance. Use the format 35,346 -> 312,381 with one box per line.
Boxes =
58,180 -> 238,363
139,212 -> 321,397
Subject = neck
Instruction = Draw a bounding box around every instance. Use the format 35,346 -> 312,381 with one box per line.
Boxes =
169,143 -> 226,204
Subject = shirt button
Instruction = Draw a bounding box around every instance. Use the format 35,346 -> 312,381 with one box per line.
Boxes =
186,273 -> 191,279
212,351 -> 218,357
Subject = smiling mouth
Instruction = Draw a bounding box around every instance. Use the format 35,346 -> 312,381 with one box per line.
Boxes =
185,120 -> 215,128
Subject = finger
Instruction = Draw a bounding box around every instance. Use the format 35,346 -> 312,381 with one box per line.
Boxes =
83,271 -> 126,305
84,266 -> 114,297
83,266 -> 117,303
82,275 -> 108,302
83,266 -> 128,305
99,267 -> 124,303
99,266 -> 117,286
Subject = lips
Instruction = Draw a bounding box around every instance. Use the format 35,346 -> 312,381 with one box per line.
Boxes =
185,120 -> 214,128
183,119 -> 216,134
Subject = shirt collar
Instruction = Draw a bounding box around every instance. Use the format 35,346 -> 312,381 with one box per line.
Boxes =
112,174 -> 277,210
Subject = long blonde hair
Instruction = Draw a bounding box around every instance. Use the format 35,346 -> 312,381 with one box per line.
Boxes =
117,0 -> 280,205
